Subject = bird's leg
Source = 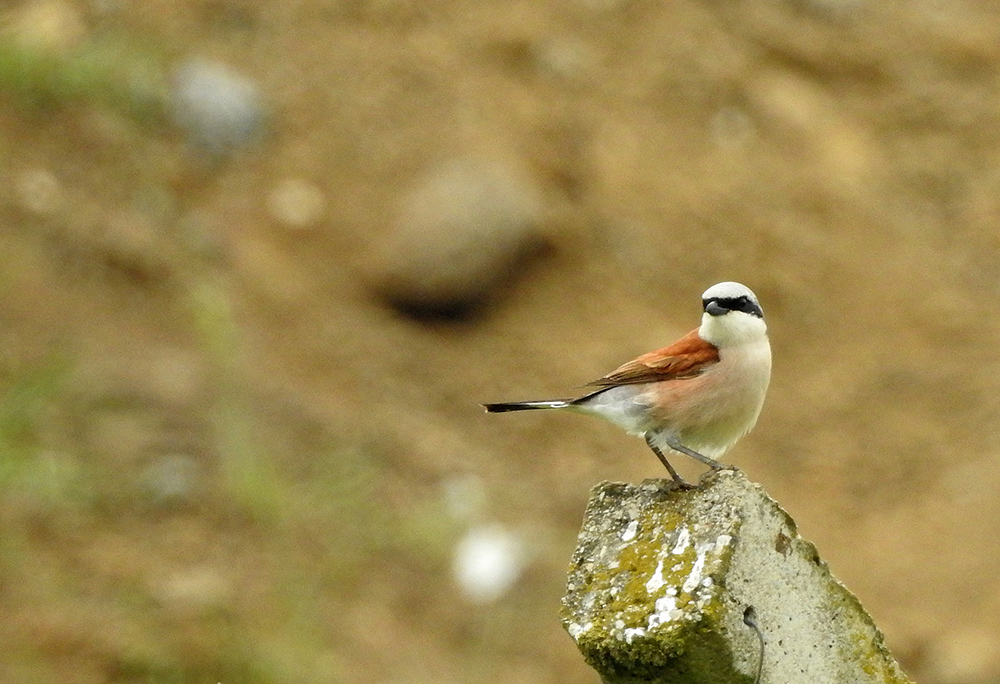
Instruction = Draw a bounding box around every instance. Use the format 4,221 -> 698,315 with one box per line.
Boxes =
663,436 -> 727,471
644,434 -> 687,485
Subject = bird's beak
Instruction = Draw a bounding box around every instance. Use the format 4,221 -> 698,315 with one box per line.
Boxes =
704,301 -> 727,317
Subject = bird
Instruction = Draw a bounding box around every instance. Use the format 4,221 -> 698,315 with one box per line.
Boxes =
483,282 -> 771,484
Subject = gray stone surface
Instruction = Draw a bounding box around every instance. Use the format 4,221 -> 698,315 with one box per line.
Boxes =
561,471 -> 913,684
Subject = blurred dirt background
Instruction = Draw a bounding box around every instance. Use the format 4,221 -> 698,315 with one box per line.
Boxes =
2,0 -> 1000,682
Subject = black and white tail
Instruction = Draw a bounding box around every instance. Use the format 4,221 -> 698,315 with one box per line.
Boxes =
482,400 -> 571,413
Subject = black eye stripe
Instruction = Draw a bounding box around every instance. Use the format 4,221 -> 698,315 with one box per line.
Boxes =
702,295 -> 763,317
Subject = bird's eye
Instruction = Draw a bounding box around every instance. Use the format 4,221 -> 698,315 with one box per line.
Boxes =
703,295 -> 763,318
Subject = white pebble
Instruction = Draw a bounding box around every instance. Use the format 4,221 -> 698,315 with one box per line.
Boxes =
453,523 -> 527,604
16,168 -> 63,215
267,178 -> 325,230
621,519 -> 639,541
170,58 -> 266,155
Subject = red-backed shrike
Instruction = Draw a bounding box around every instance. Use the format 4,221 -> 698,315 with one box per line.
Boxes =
483,282 -> 771,484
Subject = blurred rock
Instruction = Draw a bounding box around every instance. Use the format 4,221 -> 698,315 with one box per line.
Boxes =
169,58 -> 266,157
15,168 -> 63,216
374,158 -> 546,319
139,453 -> 202,506
452,523 -> 528,604
266,177 -> 326,230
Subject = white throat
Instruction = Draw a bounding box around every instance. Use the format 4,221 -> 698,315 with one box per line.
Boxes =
699,311 -> 768,348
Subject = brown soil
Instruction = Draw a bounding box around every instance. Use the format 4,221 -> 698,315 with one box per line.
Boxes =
2,0 -> 1000,682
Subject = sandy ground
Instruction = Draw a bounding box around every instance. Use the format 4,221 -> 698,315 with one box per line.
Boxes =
2,0 -> 1000,682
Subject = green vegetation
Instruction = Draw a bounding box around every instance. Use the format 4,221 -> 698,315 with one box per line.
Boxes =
0,33 -> 165,120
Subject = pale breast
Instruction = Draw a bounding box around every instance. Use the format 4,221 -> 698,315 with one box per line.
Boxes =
648,337 -> 771,457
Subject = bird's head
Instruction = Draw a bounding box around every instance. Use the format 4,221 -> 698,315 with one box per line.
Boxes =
699,281 -> 767,347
